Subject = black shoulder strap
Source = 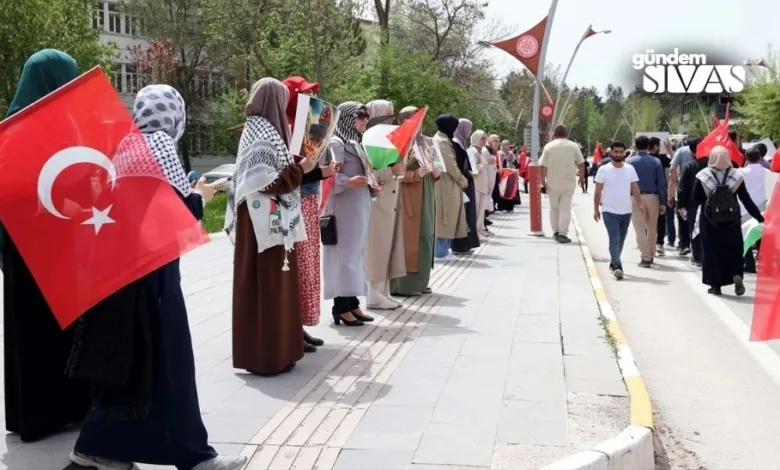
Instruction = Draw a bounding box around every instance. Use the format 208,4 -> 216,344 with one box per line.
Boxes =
718,167 -> 730,186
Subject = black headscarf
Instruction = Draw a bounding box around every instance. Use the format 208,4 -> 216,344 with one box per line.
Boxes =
435,114 -> 459,140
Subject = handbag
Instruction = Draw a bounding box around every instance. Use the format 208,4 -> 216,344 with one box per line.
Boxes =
320,215 -> 337,245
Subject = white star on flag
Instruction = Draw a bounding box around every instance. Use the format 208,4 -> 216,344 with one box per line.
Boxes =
716,135 -> 723,141
82,205 -> 115,234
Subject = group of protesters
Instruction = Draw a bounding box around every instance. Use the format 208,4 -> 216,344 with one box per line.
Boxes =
2,48 -> 535,470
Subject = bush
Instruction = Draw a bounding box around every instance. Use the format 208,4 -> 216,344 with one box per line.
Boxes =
202,192 -> 228,234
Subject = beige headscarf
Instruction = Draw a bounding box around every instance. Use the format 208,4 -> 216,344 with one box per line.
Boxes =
488,134 -> 501,149
398,105 -> 418,124
696,145 -> 743,196
246,77 -> 290,147
470,130 -> 486,150
367,99 -> 394,119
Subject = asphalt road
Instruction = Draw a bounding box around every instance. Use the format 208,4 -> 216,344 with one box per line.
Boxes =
571,189 -> 780,469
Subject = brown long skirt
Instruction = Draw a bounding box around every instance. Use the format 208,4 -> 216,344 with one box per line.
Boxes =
232,205 -> 304,375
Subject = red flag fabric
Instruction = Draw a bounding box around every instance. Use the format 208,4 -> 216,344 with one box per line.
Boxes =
593,143 -> 604,165
491,17 -> 548,76
0,68 -> 208,328
584,26 -> 598,39
320,176 -> 334,214
499,169 -> 519,199
695,119 -> 745,166
752,179 -> 780,340
388,107 -> 428,159
771,149 -> 780,173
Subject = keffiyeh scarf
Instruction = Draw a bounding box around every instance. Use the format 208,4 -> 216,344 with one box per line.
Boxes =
335,102 -> 364,144
225,116 -> 302,265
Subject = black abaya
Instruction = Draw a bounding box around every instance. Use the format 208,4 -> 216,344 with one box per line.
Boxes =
4,235 -> 91,442
693,180 -> 764,288
451,143 -> 480,252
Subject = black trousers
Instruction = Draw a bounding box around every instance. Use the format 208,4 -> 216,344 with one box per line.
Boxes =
333,296 -> 359,315
657,208 -> 676,245
687,205 -> 701,262
677,211 -> 690,249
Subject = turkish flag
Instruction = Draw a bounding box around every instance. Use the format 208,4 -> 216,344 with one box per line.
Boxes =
695,119 -> 744,166
388,107 -> 428,159
491,17 -> 548,76
752,178 -> 780,340
0,67 -> 208,328
771,148 -> 780,173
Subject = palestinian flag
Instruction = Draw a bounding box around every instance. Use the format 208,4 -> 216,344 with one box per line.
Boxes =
363,107 -> 428,169
742,219 -> 763,256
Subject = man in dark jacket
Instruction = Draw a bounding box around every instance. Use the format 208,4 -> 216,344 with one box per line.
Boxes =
676,138 -> 707,267
649,137 -> 674,254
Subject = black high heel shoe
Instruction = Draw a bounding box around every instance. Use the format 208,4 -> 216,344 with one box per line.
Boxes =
303,329 -> 324,347
304,341 -> 317,353
333,312 -> 364,326
352,309 -> 374,322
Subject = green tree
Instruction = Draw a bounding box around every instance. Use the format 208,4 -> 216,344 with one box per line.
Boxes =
0,0 -> 116,112
737,52 -> 780,140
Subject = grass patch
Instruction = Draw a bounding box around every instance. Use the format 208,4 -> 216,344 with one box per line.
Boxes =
202,192 -> 228,234
599,315 -> 619,357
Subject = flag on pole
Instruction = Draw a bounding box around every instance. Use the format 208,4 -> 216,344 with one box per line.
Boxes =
388,107 -> 428,160
0,67 -> 208,328
752,179 -> 780,340
489,17 -> 548,76
695,115 -> 744,166
363,107 -> 429,169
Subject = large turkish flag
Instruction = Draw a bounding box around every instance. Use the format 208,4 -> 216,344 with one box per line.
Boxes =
0,67 -> 208,328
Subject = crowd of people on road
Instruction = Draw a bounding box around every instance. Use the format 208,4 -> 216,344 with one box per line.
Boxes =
2,49 -> 537,470
592,133 -> 766,297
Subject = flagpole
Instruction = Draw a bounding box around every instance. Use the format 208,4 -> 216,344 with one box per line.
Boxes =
531,0 -> 558,164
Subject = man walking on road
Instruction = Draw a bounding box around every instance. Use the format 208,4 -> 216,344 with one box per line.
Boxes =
540,124 -> 586,244
593,142 -> 645,279
627,136 -> 667,267
649,137 -> 674,256
669,137 -> 697,255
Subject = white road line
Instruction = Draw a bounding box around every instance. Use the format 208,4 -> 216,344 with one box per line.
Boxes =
668,256 -> 780,390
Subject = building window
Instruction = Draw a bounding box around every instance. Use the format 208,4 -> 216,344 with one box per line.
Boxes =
126,65 -> 148,95
108,3 -> 121,33
92,1 -> 105,31
112,65 -> 124,93
124,15 -> 142,36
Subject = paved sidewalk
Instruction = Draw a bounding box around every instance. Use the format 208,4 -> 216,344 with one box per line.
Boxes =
1,203 -> 627,470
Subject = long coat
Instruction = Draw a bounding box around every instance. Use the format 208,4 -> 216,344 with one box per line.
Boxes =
322,138 -> 372,299
433,132 -> 468,239
399,160 -> 426,272
365,165 -> 406,282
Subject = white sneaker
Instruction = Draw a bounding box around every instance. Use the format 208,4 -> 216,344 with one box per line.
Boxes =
613,268 -> 624,280
367,299 -> 399,310
435,255 -> 456,263
70,451 -> 139,470
387,296 -> 403,307
656,244 -> 665,256
192,455 -> 249,470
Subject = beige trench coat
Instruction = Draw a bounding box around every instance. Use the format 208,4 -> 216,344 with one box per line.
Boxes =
433,132 -> 468,239
365,166 -> 406,282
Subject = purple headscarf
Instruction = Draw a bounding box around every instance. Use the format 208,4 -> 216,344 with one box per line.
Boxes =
453,118 -> 473,149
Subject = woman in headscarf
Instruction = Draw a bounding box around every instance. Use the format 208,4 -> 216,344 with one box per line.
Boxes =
70,84 -> 246,470
484,134 -> 501,224
494,140 -> 517,212
365,100 -> 406,309
282,76 -> 337,353
433,114 -> 469,261
468,130 -> 490,238
226,78 -> 317,375
691,145 -> 763,296
366,99 -> 395,128
1,49 -> 91,443
390,106 -> 438,297
323,102 -> 377,325
451,118 -> 480,254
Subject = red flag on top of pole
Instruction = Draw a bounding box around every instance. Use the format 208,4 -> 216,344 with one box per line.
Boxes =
695,107 -> 744,166
490,17 -> 548,76
711,113 -> 720,128
593,142 -> 604,165
584,25 -> 598,39
0,67 -> 208,328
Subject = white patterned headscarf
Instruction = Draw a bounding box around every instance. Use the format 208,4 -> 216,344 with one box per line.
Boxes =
112,85 -> 192,197
130,85 -> 191,196
334,102 -> 367,144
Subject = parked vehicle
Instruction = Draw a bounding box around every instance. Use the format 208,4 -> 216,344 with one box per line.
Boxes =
202,164 -> 234,191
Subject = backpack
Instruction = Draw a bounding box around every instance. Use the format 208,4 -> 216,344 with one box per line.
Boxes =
704,168 -> 741,226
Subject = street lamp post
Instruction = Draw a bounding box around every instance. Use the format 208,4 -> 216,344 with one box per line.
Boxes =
551,26 -> 611,126
530,0 -> 558,163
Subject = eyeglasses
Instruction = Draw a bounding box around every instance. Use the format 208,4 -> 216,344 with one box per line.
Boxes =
356,112 -> 370,120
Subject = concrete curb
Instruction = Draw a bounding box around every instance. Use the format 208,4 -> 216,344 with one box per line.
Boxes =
542,212 -> 655,470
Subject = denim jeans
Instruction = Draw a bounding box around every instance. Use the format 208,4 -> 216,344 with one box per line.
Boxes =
434,238 -> 451,258
657,208 -> 676,245
603,212 -> 631,269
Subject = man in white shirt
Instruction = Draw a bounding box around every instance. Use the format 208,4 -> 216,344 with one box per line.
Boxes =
742,147 -> 767,273
593,142 -> 646,280
540,124 -> 586,243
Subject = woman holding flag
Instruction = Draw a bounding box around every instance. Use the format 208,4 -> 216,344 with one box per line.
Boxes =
365,100 -> 406,309
71,84 -> 245,470
391,106 -> 437,297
